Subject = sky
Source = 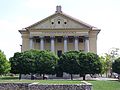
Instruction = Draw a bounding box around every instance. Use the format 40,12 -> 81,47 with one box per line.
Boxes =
0,0 -> 120,59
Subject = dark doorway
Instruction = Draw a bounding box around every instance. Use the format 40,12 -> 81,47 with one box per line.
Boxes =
57,50 -> 62,57
56,50 -> 63,77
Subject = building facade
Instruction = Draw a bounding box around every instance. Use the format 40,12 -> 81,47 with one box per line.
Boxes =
19,6 -> 100,56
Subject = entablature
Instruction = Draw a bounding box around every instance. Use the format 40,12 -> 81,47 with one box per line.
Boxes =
30,31 -> 88,37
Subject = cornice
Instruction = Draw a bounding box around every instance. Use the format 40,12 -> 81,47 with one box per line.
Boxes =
90,29 -> 101,35
29,28 -> 91,30
18,30 -> 29,34
28,28 -> 90,32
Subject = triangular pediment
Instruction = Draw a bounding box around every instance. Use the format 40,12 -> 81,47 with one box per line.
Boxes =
26,13 -> 94,30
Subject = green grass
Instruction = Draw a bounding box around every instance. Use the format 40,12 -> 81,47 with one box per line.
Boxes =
0,76 -> 120,90
0,79 -> 81,84
89,80 -> 120,90
0,76 -> 18,80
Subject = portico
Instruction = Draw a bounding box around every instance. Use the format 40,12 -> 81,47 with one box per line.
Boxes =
28,35 -> 89,53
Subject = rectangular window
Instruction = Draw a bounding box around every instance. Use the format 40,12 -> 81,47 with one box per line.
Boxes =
36,38 -> 40,43
57,37 -> 62,43
45,38 -> 50,43
79,38 -> 83,43
68,37 -> 74,43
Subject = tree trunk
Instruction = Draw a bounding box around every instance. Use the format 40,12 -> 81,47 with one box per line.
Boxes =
118,74 -> 120,81
19,73 -> 21,80
83,74 -> 86,80
70,74 -> 73,80
31,73 -> 34,80
106,72 -> 108,78
43,74 -> 45,80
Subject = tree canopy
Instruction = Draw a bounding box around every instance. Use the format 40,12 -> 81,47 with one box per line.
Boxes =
78,52 -> 102,80
34,50 -> 58,79
0,50 -> 10,75
58,51 -> 102,80
10,50 -> 58,79
59,51 -> 79,80
10,49 -> 102,80
112,57 -> 120,79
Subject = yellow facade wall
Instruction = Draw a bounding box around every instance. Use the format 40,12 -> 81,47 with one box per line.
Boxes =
20,29 -> 99,54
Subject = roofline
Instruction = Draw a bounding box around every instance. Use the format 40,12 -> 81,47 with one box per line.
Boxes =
25,11 -> 97,29
25,13 -> 57,29
61,12 -> 95,28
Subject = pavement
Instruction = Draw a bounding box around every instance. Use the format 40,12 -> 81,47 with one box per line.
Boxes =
91,77 -> 118,81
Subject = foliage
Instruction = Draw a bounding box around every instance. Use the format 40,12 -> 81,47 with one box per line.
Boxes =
99,54 -> 112,77
10,50 -> 36,75
78,52 -> 88,75
112,57 -> 120,79
58,51 -> 102,80
10,50 -> 102,80
10,50 -> 58,79
99,56 -> 105,74
0,50 -> 10,75
34,50 -> 58,78
86,53 -> 102,74
59,51 -> 79,80
78,52 -> 102,80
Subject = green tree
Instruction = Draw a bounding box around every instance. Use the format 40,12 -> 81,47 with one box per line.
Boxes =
10,50 -> 37,79
78,52 -> 102,80
99,56 -> 106,77
78,52 -> 87,80
112,57 -> 120,80
0,50 -> 10,75
109,48 -> 120,77
34,50 -> 58,79
100,54 -> 112,77
10,50 -> 58,80
59,51 -> 79,80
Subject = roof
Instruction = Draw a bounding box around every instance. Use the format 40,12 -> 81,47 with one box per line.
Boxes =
25,6 -> 97,30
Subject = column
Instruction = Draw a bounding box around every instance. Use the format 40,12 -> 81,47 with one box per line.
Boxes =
84,36 -> 89,52
40,36 -> 44,50
51,36 -> 55,52
74,36 -> 79,51
64,36 -> 68,52
29,36 -> 33,49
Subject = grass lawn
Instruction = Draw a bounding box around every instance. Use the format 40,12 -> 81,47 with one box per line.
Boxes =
0,76 -> 120,90
89,80 -> 120,90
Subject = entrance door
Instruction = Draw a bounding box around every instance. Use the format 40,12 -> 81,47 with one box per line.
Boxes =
57,50 -> 62,57
57,50 -> 63,77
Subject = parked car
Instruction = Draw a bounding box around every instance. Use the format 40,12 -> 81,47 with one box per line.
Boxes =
112,73 -> 118,78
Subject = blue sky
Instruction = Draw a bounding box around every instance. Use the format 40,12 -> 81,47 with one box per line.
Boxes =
0,0 -> 120,59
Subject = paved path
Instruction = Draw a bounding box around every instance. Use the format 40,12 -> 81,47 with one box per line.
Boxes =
92,77 -> 118,80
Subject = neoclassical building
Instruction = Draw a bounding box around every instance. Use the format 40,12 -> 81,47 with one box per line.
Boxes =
19,6 -> 100,56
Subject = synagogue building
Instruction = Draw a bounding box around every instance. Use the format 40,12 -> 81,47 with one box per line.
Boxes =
19,6 -> 100,56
